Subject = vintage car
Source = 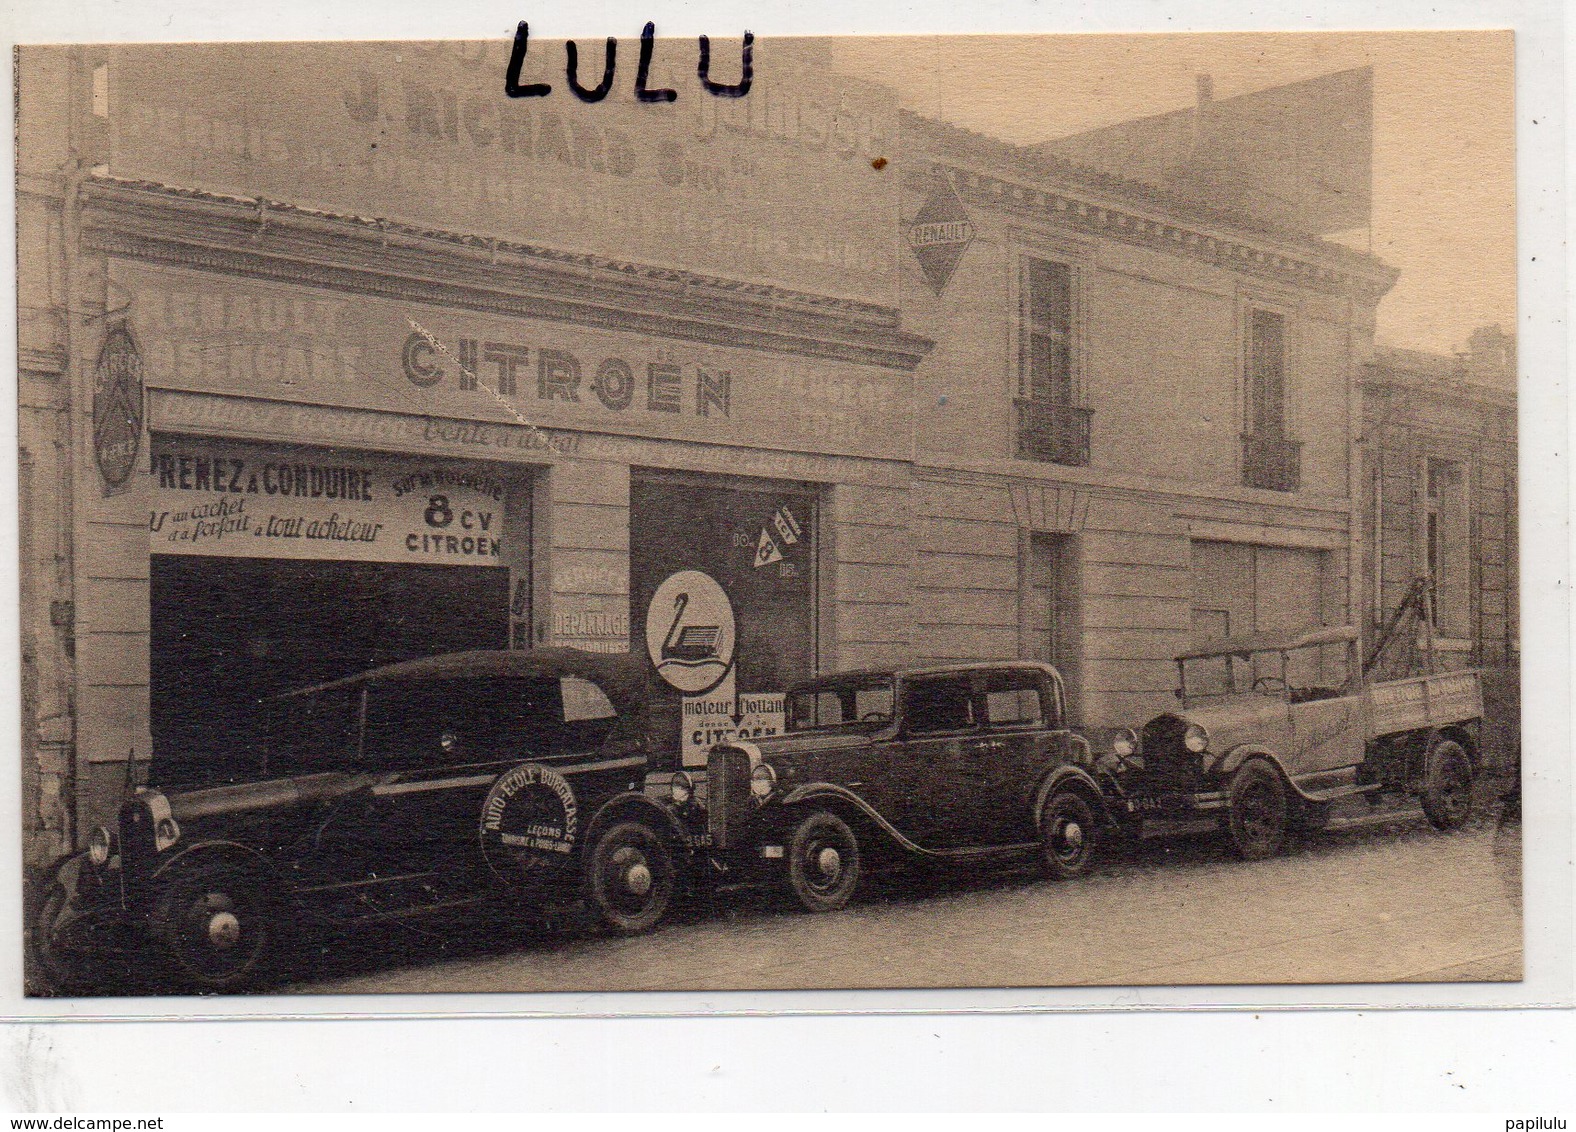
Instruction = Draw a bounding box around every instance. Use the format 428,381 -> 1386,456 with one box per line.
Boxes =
31,648 -> 691,992
1099,625 -> 1484,859
661,661 -> 1108,913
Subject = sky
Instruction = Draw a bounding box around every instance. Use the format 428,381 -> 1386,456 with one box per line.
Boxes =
831,32 -> 1517,356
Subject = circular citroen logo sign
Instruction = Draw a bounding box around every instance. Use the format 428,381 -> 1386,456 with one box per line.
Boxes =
645,570 -> 735,694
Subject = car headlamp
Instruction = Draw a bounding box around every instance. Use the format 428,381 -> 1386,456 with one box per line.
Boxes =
750,763 -> 777,800
145,792 -> 182,852
1183,723 -> 1210,754
88,825 -> 115,867
669,770 -> 694,806
1112,729 -> 1139,759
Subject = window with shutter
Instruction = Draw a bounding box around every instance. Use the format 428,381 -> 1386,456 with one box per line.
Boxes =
1015,257 -> 1090,466
1425,458 -> 1471,638
1242,307 -> 1301,491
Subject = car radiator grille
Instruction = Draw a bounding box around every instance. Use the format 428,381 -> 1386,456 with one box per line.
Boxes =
706,746 -> 752,851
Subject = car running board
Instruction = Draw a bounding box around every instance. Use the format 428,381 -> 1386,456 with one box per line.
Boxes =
1298,782 -> 1384,804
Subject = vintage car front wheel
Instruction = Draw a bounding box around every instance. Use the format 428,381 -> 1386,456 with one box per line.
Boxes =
786,810 -> 862,914
151,860 -> 277,992
1227,761 -> 1289,861
1039,791 -> 1100,880
29,884 -> 83,993
586,821 -> 675,935
1421,738 -> 1474,831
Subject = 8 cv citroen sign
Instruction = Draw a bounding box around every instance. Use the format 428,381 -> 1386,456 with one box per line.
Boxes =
147,437 -> 509,567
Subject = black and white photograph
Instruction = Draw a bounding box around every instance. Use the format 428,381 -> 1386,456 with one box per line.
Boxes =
15,26 -> 1529,1002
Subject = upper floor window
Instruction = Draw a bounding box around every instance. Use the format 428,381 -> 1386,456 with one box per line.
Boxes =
1247,309 -> 1286,435
1024,259 -> 1073,404
1016,257 -> 1090,466
1426,458 -> 1470,638
1242,307 -> 1301,491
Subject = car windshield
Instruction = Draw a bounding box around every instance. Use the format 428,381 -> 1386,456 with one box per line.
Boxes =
786,677 -> 895,732
1181,642 -> 1352,701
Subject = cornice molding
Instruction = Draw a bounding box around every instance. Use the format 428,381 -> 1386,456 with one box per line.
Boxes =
924,161 -> 1398,303
18,346 -> 68,377
1362,369 -> 1516,414
78,178 -> 936,373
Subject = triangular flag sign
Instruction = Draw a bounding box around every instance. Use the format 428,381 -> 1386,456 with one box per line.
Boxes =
754,528 -> 783,568
773,506 -> 801,545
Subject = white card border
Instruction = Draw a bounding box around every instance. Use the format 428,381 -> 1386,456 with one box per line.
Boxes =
0,0 -> 1568,1111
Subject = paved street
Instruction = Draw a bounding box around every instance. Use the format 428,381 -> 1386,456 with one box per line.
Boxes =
282,796 -> 1522,995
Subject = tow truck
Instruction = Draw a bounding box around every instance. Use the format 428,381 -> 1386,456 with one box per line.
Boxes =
1100,579 -> 1485,859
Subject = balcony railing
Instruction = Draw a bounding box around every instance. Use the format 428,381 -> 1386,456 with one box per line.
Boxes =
1015,399 -> 1092,467
1241,432 -> 1301,492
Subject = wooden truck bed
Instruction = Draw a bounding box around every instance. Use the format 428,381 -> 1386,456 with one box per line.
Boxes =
1368,670 -> 1484,737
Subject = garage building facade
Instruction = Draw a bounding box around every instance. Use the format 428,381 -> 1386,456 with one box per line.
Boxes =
19,41 -> 1410,868
18,41 -> 933,862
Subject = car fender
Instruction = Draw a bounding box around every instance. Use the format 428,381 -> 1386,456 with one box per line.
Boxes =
775,782 -> 924,855
1426,725 -> 1481,770
1214,745 -> 1305,796
40,851 -> 89,902
30,851 -> 140,991
36,851 -> 124,925
146,839 -> 282,893
583,791 -> 694,858
1031,765 -> 1114,828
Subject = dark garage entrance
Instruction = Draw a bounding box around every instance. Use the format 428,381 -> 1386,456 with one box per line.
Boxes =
630,472 -> 817,762
145,436 -> 525,787
149,556 -> 509,787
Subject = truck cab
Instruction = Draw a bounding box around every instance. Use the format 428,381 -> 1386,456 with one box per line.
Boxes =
1171,625 -> 1367,781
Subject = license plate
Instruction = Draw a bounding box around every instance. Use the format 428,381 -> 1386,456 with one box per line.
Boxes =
1126,793 -> 1192,814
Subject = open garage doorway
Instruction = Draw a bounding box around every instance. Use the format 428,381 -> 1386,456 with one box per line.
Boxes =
149,555 -> 509,787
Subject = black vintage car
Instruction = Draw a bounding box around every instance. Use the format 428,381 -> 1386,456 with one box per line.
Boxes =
32,649 -> 691,992
661,661 -> 1112,913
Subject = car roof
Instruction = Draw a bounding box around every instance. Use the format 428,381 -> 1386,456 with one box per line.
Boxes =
274,648 -> 652,712
791,660 -> 1061,686
1177,625 -> 1359,661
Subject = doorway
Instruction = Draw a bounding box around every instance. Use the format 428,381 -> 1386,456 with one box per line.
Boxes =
1021,532 -> 1082,725
149,555 -> 509,786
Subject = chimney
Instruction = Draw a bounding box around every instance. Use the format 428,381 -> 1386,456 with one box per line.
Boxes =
1196,73 -> 1214,106
1467,324 -> 1515,383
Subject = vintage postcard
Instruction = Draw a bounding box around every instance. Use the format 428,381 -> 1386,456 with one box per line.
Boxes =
14,28 -> 1525,1002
